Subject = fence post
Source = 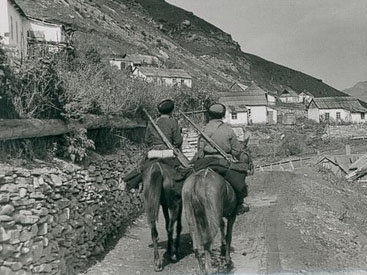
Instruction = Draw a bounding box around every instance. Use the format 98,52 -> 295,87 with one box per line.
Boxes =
290,160 -> 294,170
346,144 -> 351,155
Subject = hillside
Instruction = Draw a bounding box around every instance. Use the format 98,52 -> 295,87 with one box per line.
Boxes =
15,0 -> 348,97
344,81 -> 367,102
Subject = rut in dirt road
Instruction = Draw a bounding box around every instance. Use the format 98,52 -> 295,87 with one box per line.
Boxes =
84,169 -> 367,274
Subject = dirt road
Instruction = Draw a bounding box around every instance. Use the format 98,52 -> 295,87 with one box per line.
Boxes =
84,167 -> 367,274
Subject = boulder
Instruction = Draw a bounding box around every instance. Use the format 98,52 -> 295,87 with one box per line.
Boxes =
0,204 -> 15,215
0,226 -> 11,242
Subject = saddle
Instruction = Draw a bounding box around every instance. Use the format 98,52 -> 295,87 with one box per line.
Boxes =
193,156 -> 248,196
124,157 -> 191,190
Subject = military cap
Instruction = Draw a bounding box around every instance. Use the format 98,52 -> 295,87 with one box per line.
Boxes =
157,99 -> 174,114
208,103 -> 226,119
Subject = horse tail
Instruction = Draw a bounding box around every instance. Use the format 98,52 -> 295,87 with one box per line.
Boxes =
144,162 -> 163,226
183,170 -> 222,248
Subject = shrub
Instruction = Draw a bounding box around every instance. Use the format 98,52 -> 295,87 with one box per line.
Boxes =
64,128 -> 95,162
6,53 -> 65,119
278,132 -> 303,156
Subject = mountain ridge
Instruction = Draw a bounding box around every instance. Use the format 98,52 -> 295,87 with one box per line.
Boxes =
15,0 -> 348,98
343,81 -> 367,103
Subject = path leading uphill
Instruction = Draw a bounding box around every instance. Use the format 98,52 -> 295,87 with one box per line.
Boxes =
84,167 -> 367,274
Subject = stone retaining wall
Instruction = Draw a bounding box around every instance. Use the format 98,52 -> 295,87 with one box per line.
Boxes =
0,154 -> 143,275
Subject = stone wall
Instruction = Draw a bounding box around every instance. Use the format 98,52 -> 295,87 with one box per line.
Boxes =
0,154 -> 143,275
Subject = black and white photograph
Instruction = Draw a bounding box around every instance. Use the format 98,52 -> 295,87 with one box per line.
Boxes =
1,0 -> 367,274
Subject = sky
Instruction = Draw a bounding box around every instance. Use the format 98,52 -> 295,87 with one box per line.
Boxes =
167,0 -> 367,90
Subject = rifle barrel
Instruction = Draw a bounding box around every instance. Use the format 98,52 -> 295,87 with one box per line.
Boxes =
143,108 -> 190,168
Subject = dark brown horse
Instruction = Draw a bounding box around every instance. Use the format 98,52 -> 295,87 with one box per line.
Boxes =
142,161 -> 183,272
182,168 -> 238,274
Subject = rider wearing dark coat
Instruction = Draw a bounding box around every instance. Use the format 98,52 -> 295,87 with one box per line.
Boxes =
145,99 -> 183,149
194,103 -> 250,214
124,99 -> 184,189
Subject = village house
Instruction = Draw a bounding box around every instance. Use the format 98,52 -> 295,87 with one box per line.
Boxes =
220,83 -> 277,125
132,66 -> 192,88
278,87 -> 302,103
231,82 -> 277,105
299,91 -> 313,105
308,97 -> 367,123
266,92 -> 277,105
0,0 -> 68,58
230,83 -> 249,92
109,54 -> 160,71
220,101 -> 248,126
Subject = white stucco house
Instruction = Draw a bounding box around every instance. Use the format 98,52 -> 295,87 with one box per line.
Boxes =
0,0 -> 68,58
132,67 -> 192,88
278,87 -> 302,103
109,54 -> 160,71
220,83 -> 277,125
221,102 -> 248,126
299,91 -> 313,105
308,97 -> 367,123
266,92 -> 277,105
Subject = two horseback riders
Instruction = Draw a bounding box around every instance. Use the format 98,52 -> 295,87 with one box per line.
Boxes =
126,99 -> 251,213
124,98 -> 252,271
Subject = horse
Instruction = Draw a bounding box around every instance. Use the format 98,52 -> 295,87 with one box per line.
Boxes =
182,168 -> 238,274
142,161 -> 183,272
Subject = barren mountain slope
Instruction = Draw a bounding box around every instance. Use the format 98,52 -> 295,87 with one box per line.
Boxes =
344,81 -> 367,102
16,0 -> 348,96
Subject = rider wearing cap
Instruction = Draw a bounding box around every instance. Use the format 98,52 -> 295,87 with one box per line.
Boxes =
124,99 -> 184,190
194,103 -> 250,214
145,99 -> 183,149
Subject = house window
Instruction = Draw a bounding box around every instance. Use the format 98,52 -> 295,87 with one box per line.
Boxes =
181,79 -> 185,85
336,112 -> 341,120
172,78 -> 177,83
325,112 -> 330,120
231,112 -> 237,120
362,113 -> 365,120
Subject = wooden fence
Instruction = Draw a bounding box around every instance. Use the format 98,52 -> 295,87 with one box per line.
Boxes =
0,115 -> 145,141
256,157 -> 312,172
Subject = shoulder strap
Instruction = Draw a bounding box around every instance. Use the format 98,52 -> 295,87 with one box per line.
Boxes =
216,121 -> 224,129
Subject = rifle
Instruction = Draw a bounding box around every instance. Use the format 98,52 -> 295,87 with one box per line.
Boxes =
179,111 -> 237,163
143,108 -> 190,168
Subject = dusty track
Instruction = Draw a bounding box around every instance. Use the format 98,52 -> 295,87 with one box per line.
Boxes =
84,168 -> 367,274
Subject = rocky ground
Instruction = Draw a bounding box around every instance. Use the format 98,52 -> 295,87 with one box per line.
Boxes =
83,163 -> 367,274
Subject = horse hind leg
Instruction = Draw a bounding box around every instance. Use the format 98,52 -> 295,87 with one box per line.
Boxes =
166,204 -> 181,263
203,243 -> 214,274
220,219 -> 226,257
151,224 -> 163,272
224,215 -> 236,271
173,202 -> 183,261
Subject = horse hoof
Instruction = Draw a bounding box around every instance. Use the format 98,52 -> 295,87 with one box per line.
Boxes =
154,259 -> 163,272
154,264 -> 163,272
170,254 -> 178,263
225,260 -> 234,271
